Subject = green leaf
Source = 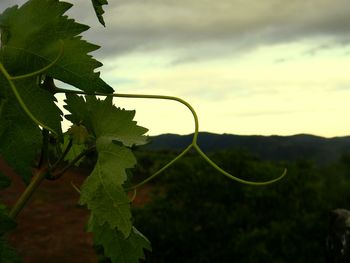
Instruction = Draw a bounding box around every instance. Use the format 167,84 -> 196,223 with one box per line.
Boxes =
0,238 -> 21,263
13,77 -> 63,136
89,218 -> 151,263
0,75 -> 61,182
80,138 -> 137,237
0,206 -> 16,234
0,96 -> 41,183
68,124 -> 90,145
62,135 -> 87,166
0,173 -> 10,190
62,94 -> 88,126
0,0 -> 113,94
64,95 -> 148,147
88,96 -> 148,147
91,0 -> 108,27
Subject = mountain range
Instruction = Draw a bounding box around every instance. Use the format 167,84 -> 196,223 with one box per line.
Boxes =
144,132 -> 350,165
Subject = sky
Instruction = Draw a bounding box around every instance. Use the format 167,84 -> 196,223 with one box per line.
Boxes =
1,0 -> 350,137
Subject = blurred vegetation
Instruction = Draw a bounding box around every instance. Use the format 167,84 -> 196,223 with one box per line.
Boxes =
130,149 -> 350,263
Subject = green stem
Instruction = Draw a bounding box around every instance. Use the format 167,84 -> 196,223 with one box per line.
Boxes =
56,88 -> 199,143
114,93 -> 199,144
53,145 -> 96,179
0,64 -> 57,135
129,189 -> 137,202
0,41 -> 64,136
128,144 -> 193,190
193,143 -> 287,186
38,129 -> 50,168
70,181 -> 81,194
8,168 -> 48,219
7,40 -> 64,80
51,138 -> 73,170
57,88 -> 287,186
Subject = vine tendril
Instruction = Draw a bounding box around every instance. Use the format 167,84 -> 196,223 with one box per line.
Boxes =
129,144 -> 193,190
129,189 -> 137,203
56,88 -> 287,187
0,63 -> 57,135
71,181 -> 81,194
8,40 -> 64,80
0,40 -> 64,136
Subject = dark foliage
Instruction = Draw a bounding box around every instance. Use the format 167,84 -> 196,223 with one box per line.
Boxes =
133,150 -> 350,263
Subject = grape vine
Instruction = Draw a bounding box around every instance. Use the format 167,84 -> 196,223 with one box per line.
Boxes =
0,0 -> 286,262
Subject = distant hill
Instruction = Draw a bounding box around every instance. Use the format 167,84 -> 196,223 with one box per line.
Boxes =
144,132 -> 350,165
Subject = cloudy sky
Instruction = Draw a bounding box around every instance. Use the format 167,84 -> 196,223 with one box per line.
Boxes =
2,0 -> 350,137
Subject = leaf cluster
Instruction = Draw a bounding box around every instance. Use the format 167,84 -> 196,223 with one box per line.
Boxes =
0,0 -> 150,262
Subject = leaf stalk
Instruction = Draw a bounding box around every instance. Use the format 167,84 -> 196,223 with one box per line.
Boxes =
52,145 -> 96,179
8,167 -> 48,219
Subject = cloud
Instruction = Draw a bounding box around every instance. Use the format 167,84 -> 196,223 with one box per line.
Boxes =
2,0 -> 350,62
0,0 -> 25,9
87,0 -> 350,59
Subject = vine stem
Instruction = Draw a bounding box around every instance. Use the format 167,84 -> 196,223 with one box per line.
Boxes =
192,144 -> 287,185
57,89 -> 200,142
0,63 -> 57,135
127,144 -> 193,190
8,167 -> 48,219
52,145 -> 96,179
115,93 -> 200,144
7,40 -> 64,80
0,41 -> 64,136
57,88 -> 287,186
51,138 -> 73,170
